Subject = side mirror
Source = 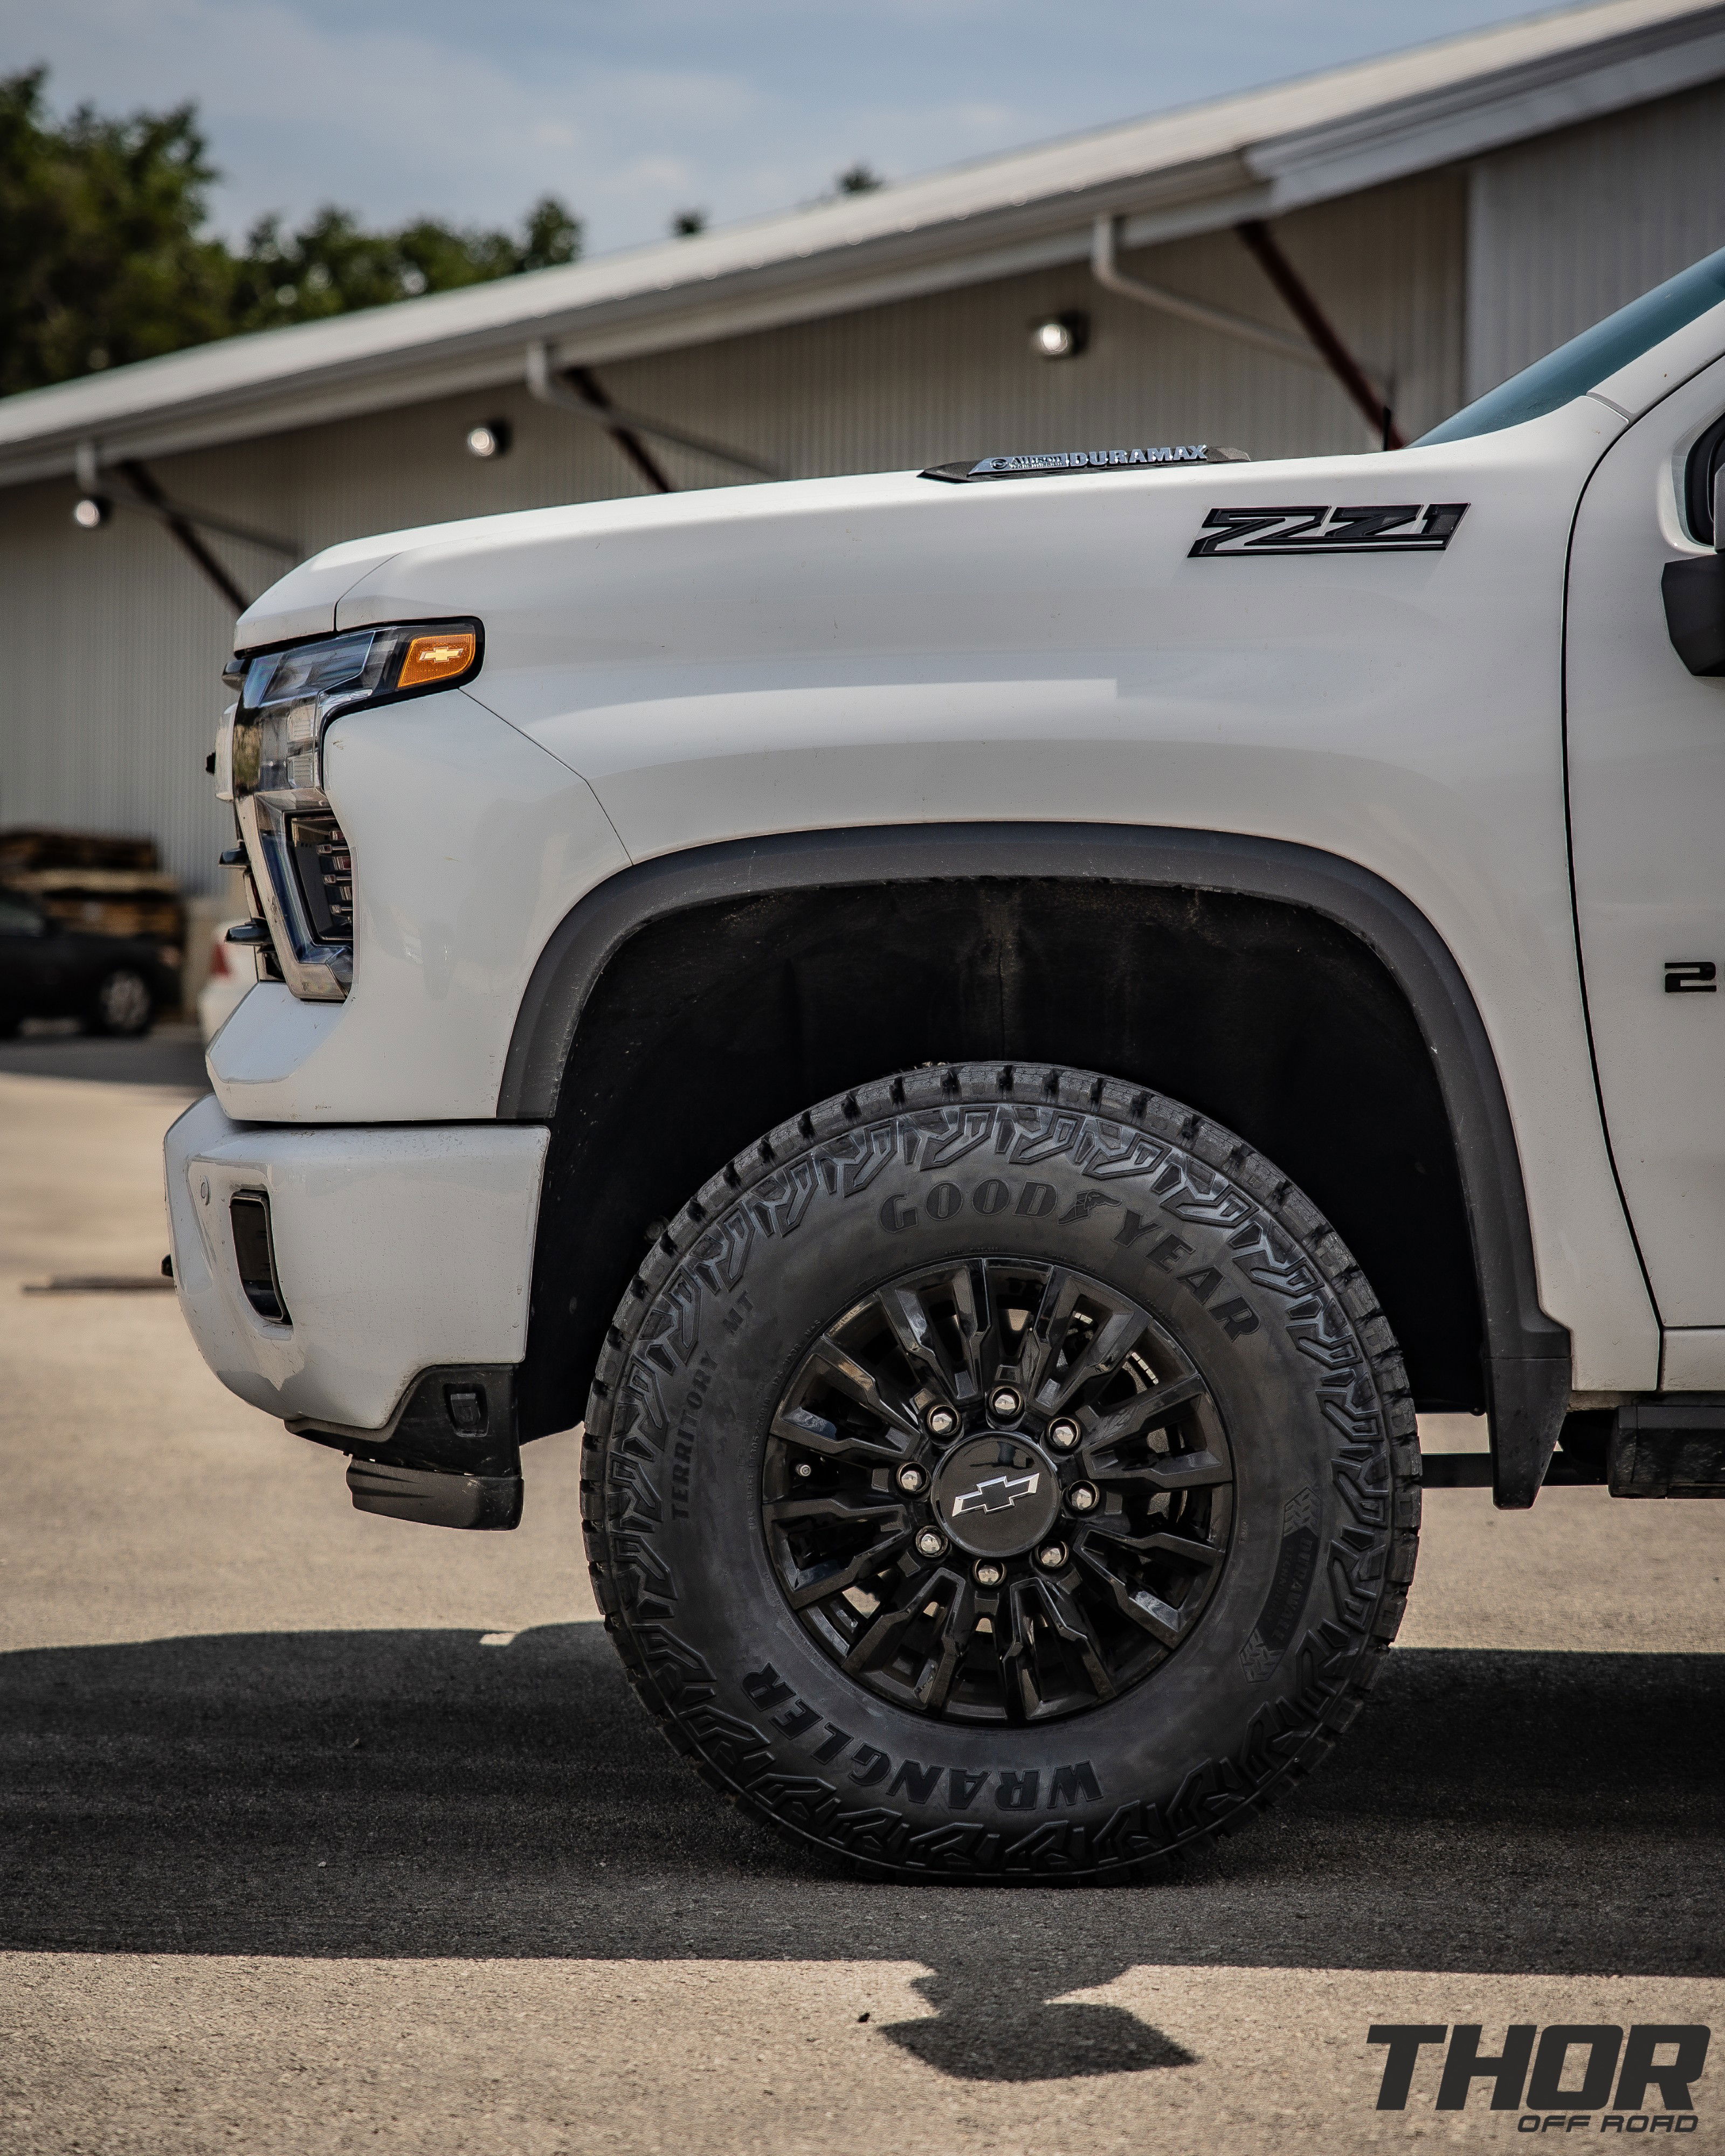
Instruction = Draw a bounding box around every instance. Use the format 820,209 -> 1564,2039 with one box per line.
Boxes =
1663,463 -> 1725,676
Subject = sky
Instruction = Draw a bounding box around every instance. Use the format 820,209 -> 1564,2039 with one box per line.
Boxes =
3,0 -> 1594,258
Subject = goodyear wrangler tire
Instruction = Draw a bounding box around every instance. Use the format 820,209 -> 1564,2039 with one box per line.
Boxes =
582,1063 -> 1419,1881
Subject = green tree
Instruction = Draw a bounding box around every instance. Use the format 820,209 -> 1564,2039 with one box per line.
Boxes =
0,67 -> 584,394
0,66 -> 233,395
230,196 -> 581,331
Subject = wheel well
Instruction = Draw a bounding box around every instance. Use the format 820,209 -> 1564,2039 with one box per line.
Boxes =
517,876 -> 1485,1438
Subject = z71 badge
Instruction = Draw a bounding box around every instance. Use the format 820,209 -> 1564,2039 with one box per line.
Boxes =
1190,502 -> 1468,556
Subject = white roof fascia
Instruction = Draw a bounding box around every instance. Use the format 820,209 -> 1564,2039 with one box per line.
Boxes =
1246,9 -> 1725,212
0,0 -> 1720,492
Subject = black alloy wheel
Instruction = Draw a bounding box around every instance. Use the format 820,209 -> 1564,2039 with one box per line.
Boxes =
583,1062 -> 1419,1883
764,1260 -> 1233,1723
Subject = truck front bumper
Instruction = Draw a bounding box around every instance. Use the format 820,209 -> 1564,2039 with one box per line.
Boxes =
164,1095 -> 548,1433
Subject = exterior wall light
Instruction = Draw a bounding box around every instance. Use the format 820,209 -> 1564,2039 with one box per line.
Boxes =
466,420 -> 513,459
1030,312 -> 1089,360
72,495 -> 112,528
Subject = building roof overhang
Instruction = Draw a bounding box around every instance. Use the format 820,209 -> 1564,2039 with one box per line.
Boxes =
2,0 -> 1722,490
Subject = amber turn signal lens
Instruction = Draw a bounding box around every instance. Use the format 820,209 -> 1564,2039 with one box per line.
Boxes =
398,631 -> 477,688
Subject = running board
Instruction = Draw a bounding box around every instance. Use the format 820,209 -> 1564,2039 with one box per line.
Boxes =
1421,1452 -> 1602,1489
1609,1399 -> 1725,1497
1425,1397 -> 1725,1497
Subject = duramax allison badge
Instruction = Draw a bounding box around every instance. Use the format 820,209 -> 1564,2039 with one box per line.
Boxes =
922,445 -> 1251,482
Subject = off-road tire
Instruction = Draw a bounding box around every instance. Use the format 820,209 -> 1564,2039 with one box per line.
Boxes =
582,1062 -> 1419,1882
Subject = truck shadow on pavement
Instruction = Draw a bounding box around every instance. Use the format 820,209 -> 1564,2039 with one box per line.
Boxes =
877,1970 -> 1198,2081
1,1624 -> 1719,2081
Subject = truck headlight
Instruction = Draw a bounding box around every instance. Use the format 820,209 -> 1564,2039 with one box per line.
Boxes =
232,621 -> 480,798
223,620 -> 480,1001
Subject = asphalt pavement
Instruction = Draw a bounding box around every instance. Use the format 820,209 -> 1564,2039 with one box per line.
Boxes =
1,1053 -> 1721,2154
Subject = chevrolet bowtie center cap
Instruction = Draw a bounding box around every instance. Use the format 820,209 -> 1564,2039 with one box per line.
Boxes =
931,1433 -> 1062,1558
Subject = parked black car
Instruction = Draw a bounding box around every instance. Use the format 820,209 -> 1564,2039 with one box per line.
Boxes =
0,888 -> 180,1036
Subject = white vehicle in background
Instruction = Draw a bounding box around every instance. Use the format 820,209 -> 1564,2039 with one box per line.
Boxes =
167,246 -> 1725,1884
196,920 -> 251,1044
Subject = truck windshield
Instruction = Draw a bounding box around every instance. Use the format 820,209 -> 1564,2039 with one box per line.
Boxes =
1417,243 -> 1725,446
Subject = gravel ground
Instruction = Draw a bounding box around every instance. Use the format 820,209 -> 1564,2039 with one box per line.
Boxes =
0,1057 -> 1720,2154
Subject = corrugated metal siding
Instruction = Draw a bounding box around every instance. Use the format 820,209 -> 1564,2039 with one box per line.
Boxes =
1466,77 -> 1725,400
626,166 -> 1465,482
0,478 -> 239,895
3,165 -> 1466,892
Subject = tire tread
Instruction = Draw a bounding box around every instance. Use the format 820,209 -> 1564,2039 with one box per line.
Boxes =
582,1061 -> 1421,1882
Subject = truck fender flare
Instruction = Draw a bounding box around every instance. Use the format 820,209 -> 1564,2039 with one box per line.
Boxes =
498,821 -> 1569,1504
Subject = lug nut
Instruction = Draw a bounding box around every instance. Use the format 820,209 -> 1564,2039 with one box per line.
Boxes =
988,1385 -> 1023,1420
794,1461 -> 813,1479
973,1559 -> 1005,1588
914,1528 -> 948,1560
1066,1482 -> 1098,1514
926,1405 -> 960,1439
896,1463 -> 928,1494
1047,1417 -> 1080,1450
1036,1542 -> 1068,1570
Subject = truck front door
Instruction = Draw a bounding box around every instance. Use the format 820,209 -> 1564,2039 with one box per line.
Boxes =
1566,351 -> 1725,1380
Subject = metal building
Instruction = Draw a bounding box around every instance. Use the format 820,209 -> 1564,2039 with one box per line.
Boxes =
2,0 -> 1723,907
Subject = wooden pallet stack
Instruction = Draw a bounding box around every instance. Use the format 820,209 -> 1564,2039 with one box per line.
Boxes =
0,828 -> 184,952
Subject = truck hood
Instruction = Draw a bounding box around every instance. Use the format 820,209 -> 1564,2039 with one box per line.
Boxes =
234,472 -> 934,651
234,395 -> 1625,661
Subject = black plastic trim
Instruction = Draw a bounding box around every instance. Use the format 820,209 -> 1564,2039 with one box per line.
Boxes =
499,823 -> 1571,1506
288,1362 -> 518,1475
1683,411 -> 1725,545
1662,555 -> 1725,675
345,1457 -> 523,1530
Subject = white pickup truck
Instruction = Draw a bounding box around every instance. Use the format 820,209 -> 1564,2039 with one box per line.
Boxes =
168,245 -> 1725,1882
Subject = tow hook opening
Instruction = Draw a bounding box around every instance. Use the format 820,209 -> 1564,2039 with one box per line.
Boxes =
229,1190 -> 289,1324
